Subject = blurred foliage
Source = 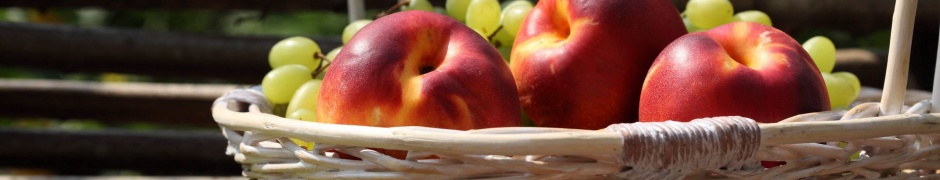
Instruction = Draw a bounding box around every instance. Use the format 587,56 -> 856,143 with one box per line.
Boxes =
794,28 -> 890,50
855,30 -> 892,49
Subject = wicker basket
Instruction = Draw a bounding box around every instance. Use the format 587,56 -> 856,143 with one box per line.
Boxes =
212,89 -> 940,179
211,1 -> 940,179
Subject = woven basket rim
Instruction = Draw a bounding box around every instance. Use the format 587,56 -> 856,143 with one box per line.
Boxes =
212,91 -> 940,151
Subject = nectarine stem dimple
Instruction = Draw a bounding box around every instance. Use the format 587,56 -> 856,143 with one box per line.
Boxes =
724,43 -> 749,67
714,29 -> 754,68
551,0 -> 571,39
418,65 -> 435,75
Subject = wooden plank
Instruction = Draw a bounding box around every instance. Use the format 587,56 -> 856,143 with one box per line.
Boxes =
0,0 -> 366,12
0,128 -> 241,175
0,0 -> 446,12
0,176 -> 243,180
0,22 -> 341,84
0,78 -> 246,127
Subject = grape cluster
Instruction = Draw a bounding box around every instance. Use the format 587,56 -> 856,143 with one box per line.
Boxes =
682,0 -> 771,32
802,36 -> 862,109
374,0 -> 534,61
262,36 -> 328,149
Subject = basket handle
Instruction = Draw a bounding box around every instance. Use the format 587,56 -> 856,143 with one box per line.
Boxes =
880,0 -> 918,115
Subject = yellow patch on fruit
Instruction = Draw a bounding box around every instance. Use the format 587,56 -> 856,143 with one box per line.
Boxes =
642,64 -> 662,88
511,33 -> 567,69
510,19 -> 591,70
449,95 -> 473,128
725,26 -> 788,71
721,55 -> 740,72
555,1 -> 571,30
370,107 -> 383,126
393,28 -> 439,127
514,33 -> 568,52
395,78 -> 424,126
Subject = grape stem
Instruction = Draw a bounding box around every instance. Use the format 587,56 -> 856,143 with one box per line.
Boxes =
487,25 -> 504,45
313,52 -> 330,78
375,0 -> 411,19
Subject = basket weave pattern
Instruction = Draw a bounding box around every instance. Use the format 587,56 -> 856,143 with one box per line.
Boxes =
212,89 -> 940,179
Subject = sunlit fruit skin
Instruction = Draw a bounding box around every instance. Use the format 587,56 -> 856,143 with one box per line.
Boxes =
319,11 -> 520,131
639,22 -> 830,123
510,0 -> 686,129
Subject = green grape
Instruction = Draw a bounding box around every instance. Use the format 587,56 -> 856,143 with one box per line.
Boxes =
835,72 -> 861,94
287,108 -> 317,122
286,79 -> 323,119
434,7 -> 447,14
822,72 -> 861,109
500,0 -> 525,8
472,28 -> 489,41
288,138 -> 314,150
685,0 -> 734,29
402,0 -> 434,12
269,36 -> 322,70
491,27 -> 515,48
315,66 -> 329,80
497,47 -> 512,62
446,0 -> 472,22
262,64 -> 313,104
318,46 -> 342,79
325,46 -> 343,61
287,109 -> 317,150
466,0 -> 501,37
500,0 -> 533,37
733,10 -> 772,26
342,20 -> 372,45
802,36 -> 836,73
683,15 -> 700,33
520,107 -> 535,127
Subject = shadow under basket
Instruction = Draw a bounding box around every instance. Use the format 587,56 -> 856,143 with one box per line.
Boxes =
211,88 -> 940,179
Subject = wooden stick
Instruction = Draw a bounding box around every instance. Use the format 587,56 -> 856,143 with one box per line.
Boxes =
932,23 -> 940,113
880,0 -> 918,115
347,0 -> 366,22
